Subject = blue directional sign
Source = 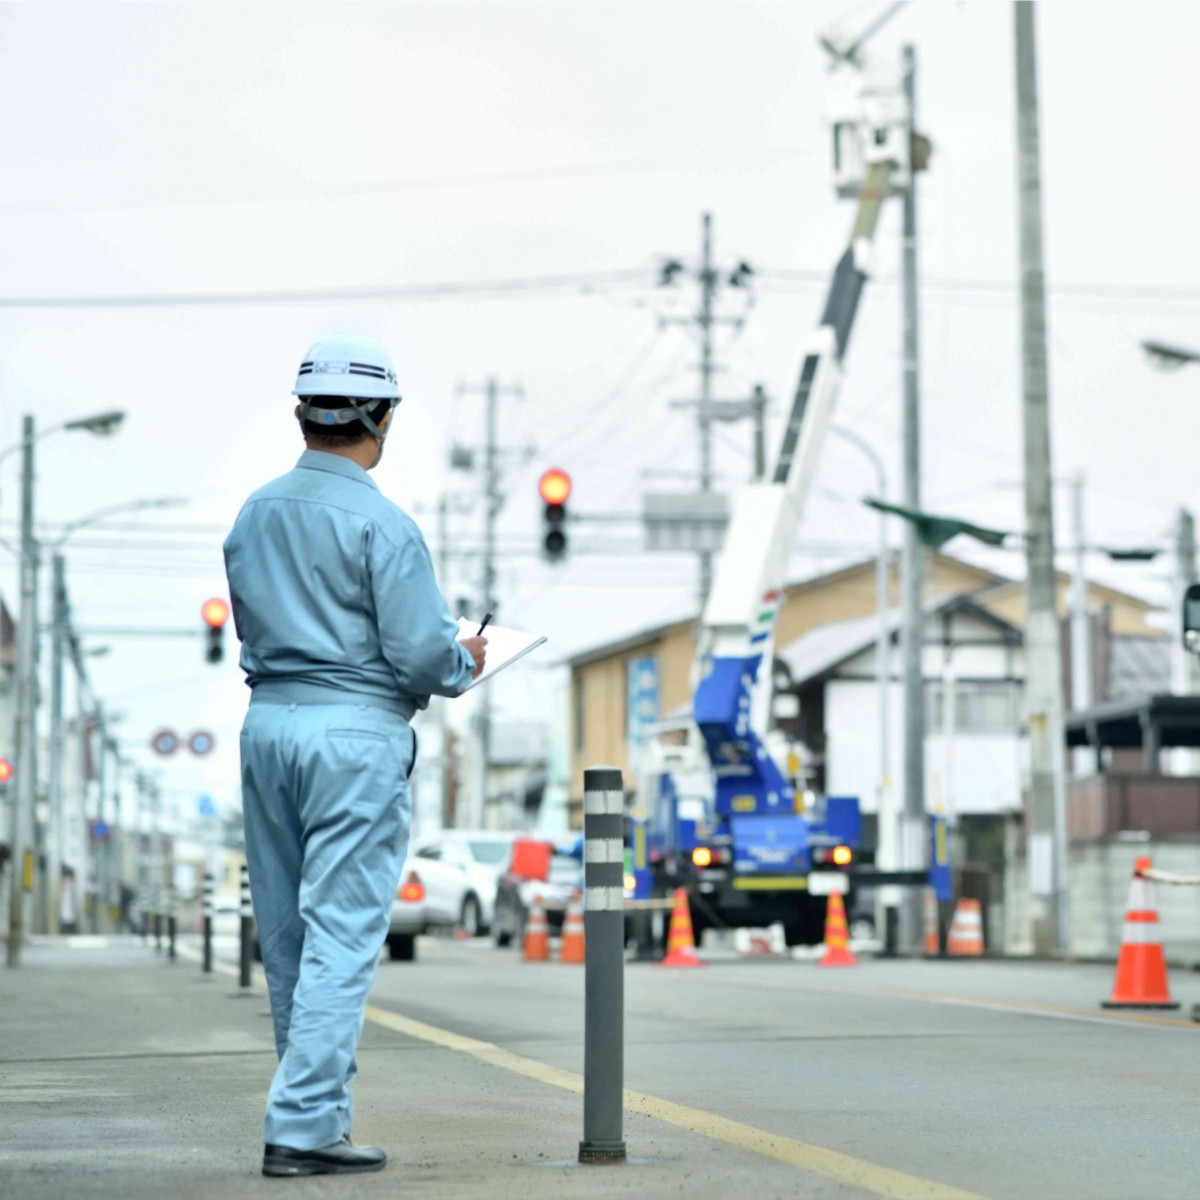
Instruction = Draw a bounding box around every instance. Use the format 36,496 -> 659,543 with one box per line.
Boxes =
196,794 -> 217,818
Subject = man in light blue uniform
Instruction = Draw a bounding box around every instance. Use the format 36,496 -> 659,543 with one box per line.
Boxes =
224,333 -> 487,1178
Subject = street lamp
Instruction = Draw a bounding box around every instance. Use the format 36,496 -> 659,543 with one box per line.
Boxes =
45,496 -> 188,937
5,410 -> 128,967
829,425 -> 900,953
1141,340 -> 1200,371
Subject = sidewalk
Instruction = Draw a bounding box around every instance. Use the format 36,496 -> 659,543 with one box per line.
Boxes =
0,935 -> 821,1200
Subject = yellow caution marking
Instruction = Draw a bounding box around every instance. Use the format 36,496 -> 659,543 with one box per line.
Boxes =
183,944 -> 992,1199
732,875 -> 808,890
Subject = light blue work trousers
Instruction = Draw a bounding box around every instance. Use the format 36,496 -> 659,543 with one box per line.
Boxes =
240,699 -> 414,1150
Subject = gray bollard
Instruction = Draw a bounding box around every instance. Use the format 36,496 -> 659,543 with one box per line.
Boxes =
167,885 -> 177,963
153,910 -> 162,952
202,871 -> 214,975
578,765 -> 627,1165
237,864 -> 254,994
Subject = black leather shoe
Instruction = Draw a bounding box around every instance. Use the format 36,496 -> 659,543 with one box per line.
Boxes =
263,1139 -> 387,1177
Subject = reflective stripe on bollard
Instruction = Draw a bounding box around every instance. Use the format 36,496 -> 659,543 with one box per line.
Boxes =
202,871 -> 214,975
578,765 -> 627,1164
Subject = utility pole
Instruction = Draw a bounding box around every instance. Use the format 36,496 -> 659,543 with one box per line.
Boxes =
7,416 -> 38,967
898,42 -> 926,950
659,213 -> 752,608
457,378 -> 523,828
750,384 -> 767,482
697,213 -> 717,605
1171,507 -> 1198,695
45,552 -> 67,936
1014,0 -> 1069,955
1068,474 -> 1092,712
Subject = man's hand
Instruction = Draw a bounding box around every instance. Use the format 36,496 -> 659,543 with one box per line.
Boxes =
460,636 -> 488,680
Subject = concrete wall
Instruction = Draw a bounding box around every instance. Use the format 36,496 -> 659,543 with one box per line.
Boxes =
1005,839 -> 1200,964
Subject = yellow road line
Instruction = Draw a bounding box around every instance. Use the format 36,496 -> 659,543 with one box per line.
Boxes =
182,945 -> 990,1200
362,1002 -> 989,1200
705,973 -> 1194,1032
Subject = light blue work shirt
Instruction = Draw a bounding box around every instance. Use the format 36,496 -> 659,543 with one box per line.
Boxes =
224,450 -> 474,719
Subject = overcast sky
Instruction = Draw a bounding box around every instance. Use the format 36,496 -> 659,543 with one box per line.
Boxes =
1,0 -> 1198,823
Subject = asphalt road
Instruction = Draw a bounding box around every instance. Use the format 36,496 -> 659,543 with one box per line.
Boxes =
4,932 -> 1199,1200
363,936 -> 1200,1200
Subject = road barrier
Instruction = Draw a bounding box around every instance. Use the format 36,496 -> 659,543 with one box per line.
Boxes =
579,765 -> 626,1164
201,871 -> 214,975
237,864 -> 254,994
946,899 -> 984,957
522,896 -> 551,962
559,890 -> 585,964
818,891 -> 857,967
1103,856 -> 1179,1010
659,887 -> 704,969
922,887 -> 941,957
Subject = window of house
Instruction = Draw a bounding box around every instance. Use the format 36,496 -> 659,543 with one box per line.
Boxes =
926,682 -> 1019,734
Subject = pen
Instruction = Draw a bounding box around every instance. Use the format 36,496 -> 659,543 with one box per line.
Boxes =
476,612 -> 493,636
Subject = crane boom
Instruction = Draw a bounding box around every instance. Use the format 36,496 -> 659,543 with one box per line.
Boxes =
693,160 -> 895,821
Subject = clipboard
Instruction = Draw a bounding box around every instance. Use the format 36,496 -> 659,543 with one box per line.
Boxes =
457,618 -> 547,690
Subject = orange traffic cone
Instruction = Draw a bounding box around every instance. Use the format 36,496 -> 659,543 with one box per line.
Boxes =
559,890 -> 586,964
818,891 -> 857,967
1103,857 -> 1179,1010
522,895 -> 550,962
922,888 -> 941,957
659,887 -> 705,968
946,899 -> 984,957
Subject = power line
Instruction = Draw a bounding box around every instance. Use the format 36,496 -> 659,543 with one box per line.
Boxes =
2,146 -> 814,218
760,269 -> 1200,306
0,270 -> 651,310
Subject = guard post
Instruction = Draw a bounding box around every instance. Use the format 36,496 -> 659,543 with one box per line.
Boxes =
201,870 -> 214,975
237,863 -> 254,994
579,765 -> 627,1164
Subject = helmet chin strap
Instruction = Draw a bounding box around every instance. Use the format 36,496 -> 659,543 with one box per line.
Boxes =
298,397 -> 396,466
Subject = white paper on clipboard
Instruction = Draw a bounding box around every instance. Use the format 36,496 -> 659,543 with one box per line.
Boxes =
457,618 -> 547,690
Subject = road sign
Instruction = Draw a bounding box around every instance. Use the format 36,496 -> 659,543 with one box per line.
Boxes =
151,729 -> 180,756
642,491 -> 730,552
90,820 -> 109,841
196,794 -> 217,818
188,730 -> 216,757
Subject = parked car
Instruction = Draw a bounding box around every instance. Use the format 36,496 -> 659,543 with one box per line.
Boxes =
492,841 -> 583,948
386,831 -> 518,960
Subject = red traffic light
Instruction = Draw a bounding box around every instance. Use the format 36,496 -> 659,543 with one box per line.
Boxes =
0,758 -> 12,783
201,598 -> 230,628
538,468 -> 572,506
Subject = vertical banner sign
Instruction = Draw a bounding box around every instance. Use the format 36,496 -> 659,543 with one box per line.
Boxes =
929,812 -> 952,902
626,656 -> 660,761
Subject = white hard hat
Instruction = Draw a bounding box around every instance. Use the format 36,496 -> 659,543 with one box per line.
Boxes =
292,332 -> 400,401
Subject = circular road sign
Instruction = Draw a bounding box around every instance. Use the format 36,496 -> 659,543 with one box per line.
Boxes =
188,730 -> 216,757
151,729 -> 180,756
